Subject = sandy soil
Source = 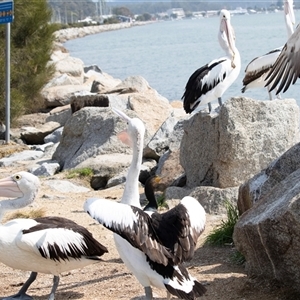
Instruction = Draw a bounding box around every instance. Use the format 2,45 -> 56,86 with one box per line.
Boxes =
0,164 -> 287,300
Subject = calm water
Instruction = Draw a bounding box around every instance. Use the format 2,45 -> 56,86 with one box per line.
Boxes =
65,12 -> 300,106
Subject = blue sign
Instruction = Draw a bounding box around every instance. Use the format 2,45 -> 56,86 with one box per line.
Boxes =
0,0 -> 13,24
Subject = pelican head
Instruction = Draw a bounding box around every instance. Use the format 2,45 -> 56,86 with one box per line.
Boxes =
112,107 -> 145,148
219,10 -> 236,60
0,172 -> 40,199
0,172 -> 40,221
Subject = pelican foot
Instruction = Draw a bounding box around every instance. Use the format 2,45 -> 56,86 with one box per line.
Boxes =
2,293 -> 33,300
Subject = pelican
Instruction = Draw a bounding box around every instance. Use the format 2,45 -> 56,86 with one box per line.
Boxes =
242,0 -> 295,99
265,23 -> 300,94
84,108 -> 207,300
0,171 -> 108,300
182,9 -> 241,114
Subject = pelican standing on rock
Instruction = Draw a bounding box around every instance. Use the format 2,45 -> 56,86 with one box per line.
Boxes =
0,171 -> 108,300
182,9 -> 241,114
84,108 -> 207,300
265,23 -> 300,94
242,0 -> 295,99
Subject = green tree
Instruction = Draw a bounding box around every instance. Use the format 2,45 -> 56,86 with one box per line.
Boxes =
112,6 -> 132,17
0,0 -> 57,124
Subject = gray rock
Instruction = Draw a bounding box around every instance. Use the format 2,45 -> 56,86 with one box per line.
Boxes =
164,186 -> 193,203
42,84 -> 91,108
164,185 -> 238,215
144,114 -> 186,160
180,97 -> 300,188
44,179 -> 90,193
46,105 -> 71,126
107,94 -> 129,111
20,122 -> 61,145
76,153 -> 132,189
31,142 -> 55,152
190,186 -> 239,215
84,65 -> 102,73
44,127 -> 64,144
233,167 -> 300,292
238,142 -> 300,214
32,162 -> 61,176
43,73 -> 82,89
0,150 -> 44,167
106,171 -> 127,188
52,107 -> 151,170
54,55 -> 84,80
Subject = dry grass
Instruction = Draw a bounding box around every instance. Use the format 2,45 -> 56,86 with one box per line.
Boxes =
5,208 -> 46,221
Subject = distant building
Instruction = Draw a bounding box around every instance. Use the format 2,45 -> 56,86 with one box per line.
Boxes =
167,8 -> 185,19
78,16 -> 97,24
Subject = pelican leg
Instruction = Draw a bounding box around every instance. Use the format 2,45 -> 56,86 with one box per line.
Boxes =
48,276 -> 60,300
275,88 -> 282,99
267,86 -> 273,100
2,272 -> 37,300
218,97 -> 223,107
208,102 -> 212,113
167,291 -> 171,300
144,286 -> 153,300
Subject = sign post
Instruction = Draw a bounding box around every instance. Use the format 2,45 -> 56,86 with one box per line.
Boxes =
0,0 -> 13,144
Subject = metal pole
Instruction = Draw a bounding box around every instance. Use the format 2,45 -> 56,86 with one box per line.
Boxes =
5,22 -> 10,143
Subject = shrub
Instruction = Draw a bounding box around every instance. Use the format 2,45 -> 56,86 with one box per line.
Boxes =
0,0 -> 57,124
205,200 -> 239,246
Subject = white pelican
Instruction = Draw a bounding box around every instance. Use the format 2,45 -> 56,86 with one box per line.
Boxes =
265,23 -> 300,94
84,108 -> 207,300
182,9 -> 240,114
242,0 -> 295,99
0,171 -> 108,300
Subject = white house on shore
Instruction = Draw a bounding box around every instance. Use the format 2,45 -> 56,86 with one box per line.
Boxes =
167,8 -> 185,19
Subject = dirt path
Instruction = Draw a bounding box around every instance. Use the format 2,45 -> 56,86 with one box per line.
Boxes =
0,164 -> 285,300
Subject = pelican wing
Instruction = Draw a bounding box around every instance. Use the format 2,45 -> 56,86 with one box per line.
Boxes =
84,198 -> 174,266
16,216 -> 107,261
151,196 -> 206,264
84,197 -> 206,265
242,48 -> 281,87
265,26 -> 300,93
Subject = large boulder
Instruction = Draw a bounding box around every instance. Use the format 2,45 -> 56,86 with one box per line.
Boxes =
20,122 -> 61,145
52,107 -> 151,170
180,97 -> 300,188
238,142 -> 300,214
233,167 -> 300,293
42,85 -> 91,108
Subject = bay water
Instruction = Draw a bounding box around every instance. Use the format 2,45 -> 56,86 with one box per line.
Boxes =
65,11 -> 300,106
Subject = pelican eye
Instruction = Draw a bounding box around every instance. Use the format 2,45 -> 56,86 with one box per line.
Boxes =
13,174 -> 22,181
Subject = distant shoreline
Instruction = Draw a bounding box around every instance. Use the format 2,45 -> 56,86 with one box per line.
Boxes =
55,21 -> 156,43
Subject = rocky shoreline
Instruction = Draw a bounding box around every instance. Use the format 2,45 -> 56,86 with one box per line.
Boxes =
55,21 -> 155,43
1,18 -> 300,294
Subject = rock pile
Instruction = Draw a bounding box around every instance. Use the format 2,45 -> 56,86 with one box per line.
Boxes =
1,26 -> 300,293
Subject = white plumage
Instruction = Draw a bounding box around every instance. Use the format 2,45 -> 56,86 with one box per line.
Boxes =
84,108 -> 207,300
0,171 -> 108,300
242,0 -> 295,99
182,9 -> 240,114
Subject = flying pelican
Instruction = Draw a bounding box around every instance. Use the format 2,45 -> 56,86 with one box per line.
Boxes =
84,108 -> 207,300
0,171 -> 108,300
265,22 -> 300,94
182,9 -> 241,114
242,0 -> 295,99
